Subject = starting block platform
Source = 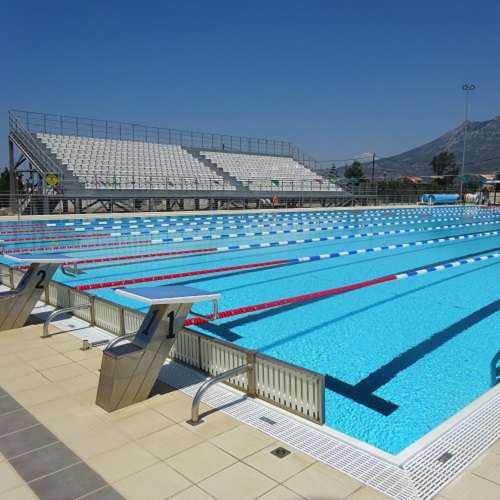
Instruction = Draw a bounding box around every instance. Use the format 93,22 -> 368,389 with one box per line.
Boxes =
0,252 -> 77,331
96,285 -> 220,412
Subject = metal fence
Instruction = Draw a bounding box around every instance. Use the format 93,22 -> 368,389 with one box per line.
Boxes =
10,110 -> 320,170
0,264 -> 325,424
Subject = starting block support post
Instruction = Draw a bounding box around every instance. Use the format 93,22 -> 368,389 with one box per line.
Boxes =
95,285 -> 220,412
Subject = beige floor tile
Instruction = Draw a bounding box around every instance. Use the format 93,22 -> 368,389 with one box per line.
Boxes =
440,471 -> 500,500
1,372 -> 49,393
0,485 -> 38,500
166,441 -> 236,483
113,462 -> 191,500
77,356 -> 103,372
49,337 -> 85,353
113,408 -> 174,439
61,425 -> 131,459
346,486 -> 391,499
138,424 -> 203,459
0,353 -> 23,368
29,395 -> 87,423
257,485 -> 304,500
56,372 -> 99,394
180,411 -> 241,439
199,462 -> 277,500
209,424 -> 276,459
13,383 -> 66,408
489,439 -> 500,455
0,461 -> 24,494
64,347 -> 102,362
467,451 -> 500,485
284,462 -> 362,499
17,345 -> 58,362
169,485 -> 215,500
0,362 -> 36,381
145,388 -> 188,408
244,443 -> 314,483
26,352 -> 72,370
87,442 -> 158,483
155,394 -> 210,423
41,362 -> 89,382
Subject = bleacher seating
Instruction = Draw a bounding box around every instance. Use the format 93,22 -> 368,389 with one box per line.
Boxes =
200,151 -> 341,191
34,133 -> 340,193
36,134 -> 233,191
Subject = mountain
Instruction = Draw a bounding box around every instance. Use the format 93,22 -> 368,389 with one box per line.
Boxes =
374,116 -> 500,177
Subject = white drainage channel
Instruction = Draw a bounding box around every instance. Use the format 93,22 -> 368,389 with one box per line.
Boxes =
27,300 -> 499,500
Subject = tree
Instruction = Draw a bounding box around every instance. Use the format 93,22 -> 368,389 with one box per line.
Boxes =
430,152 -> 458,187
0,168 -> 10,192
344,161 -> 365,181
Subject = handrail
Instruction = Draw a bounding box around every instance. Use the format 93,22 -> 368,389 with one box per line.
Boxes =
491,350 -> 500,387
104,332 -> 137,352
188,363 -> 252,425
9,112 -> 65,180
189,299 -> 219,321
42,304 -> 91,338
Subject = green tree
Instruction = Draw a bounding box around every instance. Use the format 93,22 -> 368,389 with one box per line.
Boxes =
430,152 -> 458,187
344,161 -> 365,181
0,168 -> 10,192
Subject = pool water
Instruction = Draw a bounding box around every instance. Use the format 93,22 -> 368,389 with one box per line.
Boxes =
2,206 -> 499,454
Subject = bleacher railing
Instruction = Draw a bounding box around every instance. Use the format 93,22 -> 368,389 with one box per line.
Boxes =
8,112 -> 65,183
79,174 -> 341,192
10,110 -> 320,170
0,264 -> 325,424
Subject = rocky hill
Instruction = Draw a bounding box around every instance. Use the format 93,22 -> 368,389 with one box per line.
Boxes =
375,116 -> 500,176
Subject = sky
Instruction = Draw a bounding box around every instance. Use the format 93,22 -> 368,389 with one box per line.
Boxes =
1,0 -> 500,166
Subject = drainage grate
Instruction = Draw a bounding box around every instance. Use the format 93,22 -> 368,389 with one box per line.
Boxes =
260,416 -> 277,425
271,447 -> 291,458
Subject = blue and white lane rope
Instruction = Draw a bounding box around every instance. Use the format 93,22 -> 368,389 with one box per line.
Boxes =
75,230 -> 500,289
6,217 -> 500,254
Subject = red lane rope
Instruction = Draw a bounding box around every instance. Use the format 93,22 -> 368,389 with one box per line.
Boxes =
68,247 -> 217,266
76,259 -> 289,290
3,233 -> 111,243
183,274 -> 397,326
0,227 -> 79,235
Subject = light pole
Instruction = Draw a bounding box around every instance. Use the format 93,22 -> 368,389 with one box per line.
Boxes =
460,83 -> 476,199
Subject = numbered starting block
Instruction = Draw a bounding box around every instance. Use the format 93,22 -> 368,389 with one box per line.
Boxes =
1,253 -> 76,331
96,285 -> 220,412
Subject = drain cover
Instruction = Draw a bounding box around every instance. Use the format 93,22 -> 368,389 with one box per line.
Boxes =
270,447 -> 291,459
437,451 -> 453,463
260,416 -> 277,425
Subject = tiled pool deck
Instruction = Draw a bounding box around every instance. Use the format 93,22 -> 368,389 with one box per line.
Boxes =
0,324 -> 498,500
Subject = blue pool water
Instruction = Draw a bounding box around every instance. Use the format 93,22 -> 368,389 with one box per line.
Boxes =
1,206 -> 499,454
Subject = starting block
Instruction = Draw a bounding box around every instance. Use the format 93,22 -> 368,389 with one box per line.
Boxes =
1,253 -> 76,331
96,285 -> 220,412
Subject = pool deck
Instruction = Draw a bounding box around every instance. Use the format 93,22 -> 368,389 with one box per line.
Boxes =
0,324 -> 498,500
0,204 -> 436,222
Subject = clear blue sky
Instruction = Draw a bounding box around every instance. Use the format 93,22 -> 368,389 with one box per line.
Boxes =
2,0 -> 499,166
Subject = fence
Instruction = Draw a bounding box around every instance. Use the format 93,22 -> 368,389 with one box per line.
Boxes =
0,263 -> 325,424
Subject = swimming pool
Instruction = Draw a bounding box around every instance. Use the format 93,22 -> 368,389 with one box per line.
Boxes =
1,206 -> 499,455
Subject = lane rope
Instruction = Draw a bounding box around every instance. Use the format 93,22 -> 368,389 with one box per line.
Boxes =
75,230 -> 500,290
183,248 -> 500,326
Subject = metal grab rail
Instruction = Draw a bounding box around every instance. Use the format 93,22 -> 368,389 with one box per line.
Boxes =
104,332 -> 136,352
189,364 -> 253,425
42,304 -> 91,338
491,350 -> 500,387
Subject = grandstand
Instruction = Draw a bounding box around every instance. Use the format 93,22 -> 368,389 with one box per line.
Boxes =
7,110 -> 351,214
